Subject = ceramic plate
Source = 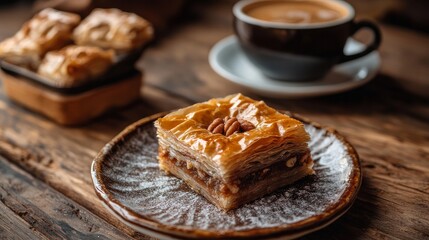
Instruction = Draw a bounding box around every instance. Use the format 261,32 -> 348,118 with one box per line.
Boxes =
92,112 -> 361,239
209,36 -> 380,98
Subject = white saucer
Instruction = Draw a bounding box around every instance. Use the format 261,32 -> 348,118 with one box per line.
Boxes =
209,36 -> 381,98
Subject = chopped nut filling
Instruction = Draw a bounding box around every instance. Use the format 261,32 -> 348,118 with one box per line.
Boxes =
286,157 -> 297,168
160,148 -> 309,196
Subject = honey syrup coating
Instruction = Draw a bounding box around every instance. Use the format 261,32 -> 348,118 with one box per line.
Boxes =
155,94 -> 310,176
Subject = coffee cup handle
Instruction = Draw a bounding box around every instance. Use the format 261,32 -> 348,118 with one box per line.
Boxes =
339,20 -> 382,63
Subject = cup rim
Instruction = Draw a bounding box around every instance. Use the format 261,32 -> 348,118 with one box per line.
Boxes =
233,0 -> 355,29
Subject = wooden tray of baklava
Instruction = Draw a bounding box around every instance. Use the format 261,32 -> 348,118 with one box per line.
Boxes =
0,8 -> 154,125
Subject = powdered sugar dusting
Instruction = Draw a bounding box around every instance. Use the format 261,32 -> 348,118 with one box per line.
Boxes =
99,122 -> 353,231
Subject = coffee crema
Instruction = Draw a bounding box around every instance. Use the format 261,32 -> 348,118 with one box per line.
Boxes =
244,0 -> 349,24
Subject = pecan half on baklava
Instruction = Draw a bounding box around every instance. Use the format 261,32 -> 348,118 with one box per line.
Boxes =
155,94 -> 314,211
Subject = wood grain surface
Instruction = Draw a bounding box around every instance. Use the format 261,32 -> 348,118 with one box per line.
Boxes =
0,156 -> 132,239
0,0 -> 428,239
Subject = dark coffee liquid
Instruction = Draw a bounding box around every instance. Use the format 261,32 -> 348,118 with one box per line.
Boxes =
245,1 -> 348,24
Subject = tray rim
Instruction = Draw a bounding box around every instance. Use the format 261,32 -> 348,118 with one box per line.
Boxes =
91,111 -> 362,239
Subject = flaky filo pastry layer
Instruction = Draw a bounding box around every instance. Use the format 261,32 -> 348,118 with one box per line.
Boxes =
155,94 -> 311,183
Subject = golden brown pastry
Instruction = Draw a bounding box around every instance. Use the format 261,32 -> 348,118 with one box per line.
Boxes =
155,94 -> 314,210
37,45 -> 114,87
73,8 -> 154,52
0,8 -> 80,69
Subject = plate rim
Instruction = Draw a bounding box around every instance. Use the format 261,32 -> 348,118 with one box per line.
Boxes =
208,35 -> 380,98
91,112 -> 362,239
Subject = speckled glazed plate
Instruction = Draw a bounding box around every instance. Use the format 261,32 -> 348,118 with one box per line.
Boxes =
91,112 -> 361,239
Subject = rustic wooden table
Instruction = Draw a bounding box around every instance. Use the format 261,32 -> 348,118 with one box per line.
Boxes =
0,1 -> 428,239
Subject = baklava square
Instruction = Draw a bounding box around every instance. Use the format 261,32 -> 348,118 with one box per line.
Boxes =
73,8 -> 154,53
0,8 -> 80,70
155,94 -> 314,210
37,45 -> 114,87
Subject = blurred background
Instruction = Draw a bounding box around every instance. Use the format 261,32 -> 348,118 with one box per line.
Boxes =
0,0 -> 428,98
1,0 -> 428,34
